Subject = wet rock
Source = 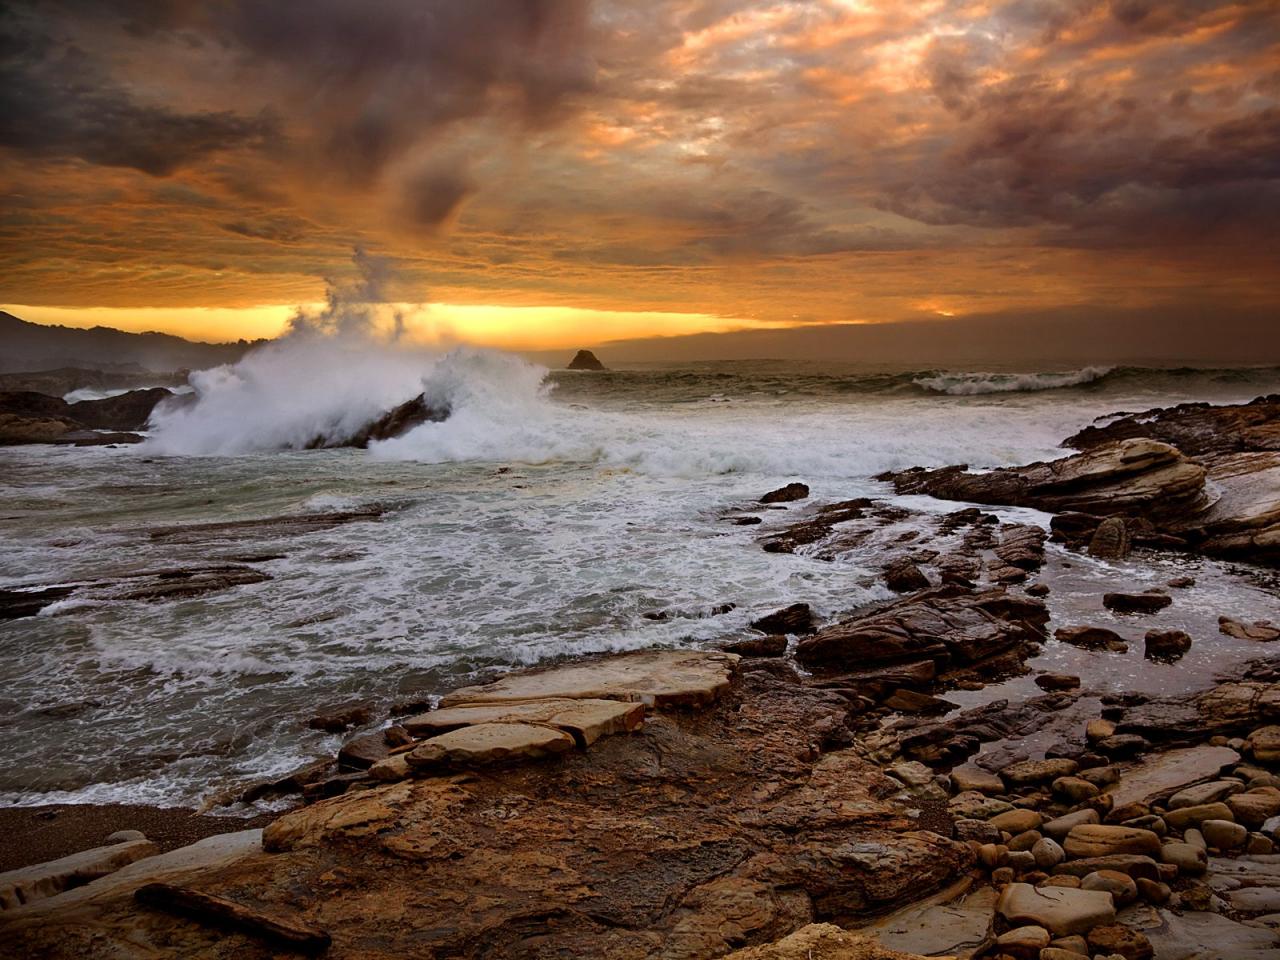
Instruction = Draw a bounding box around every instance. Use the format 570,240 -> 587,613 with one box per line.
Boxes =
1167,575 -> 1196,588
1097,734 -> 1151,758
1003,758 -> 1079,788
880,439 -> 1208,522
759,498 -> 875,554
307,702 -> 374,733
795,586 -> 1046,674
751,603 -> 816,636
1201,819 -> 1248,849
1221,617 -> 1280,642
1036,674 -> 1081,692
148,508 -> 385,543
997,882 -> 1117,937
857,882 -> 997,958
1107,746 -> 1242,807
1089,517 -> 1132,560
883,558 -> 930,593
1055,626 -> 1129,652
343,393 -> 450,448
1144,630 -> 1192,663
1064,395 -> 1280,459
337,729 -> 396,769
997,924 -> 1050,953
991,809 -> 1043,834
722,634 -> 788,657
1103,592 -> 1173,615
566,349 -> 606,371
759,482 -> 809,504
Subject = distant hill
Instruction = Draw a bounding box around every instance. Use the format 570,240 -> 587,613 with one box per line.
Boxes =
0,311 -> 261,374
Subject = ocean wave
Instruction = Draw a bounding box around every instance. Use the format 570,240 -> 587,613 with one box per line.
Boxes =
913,366 -> 1116,396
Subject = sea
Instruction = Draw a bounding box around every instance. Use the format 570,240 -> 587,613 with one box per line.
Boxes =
2,346 -> 1278,810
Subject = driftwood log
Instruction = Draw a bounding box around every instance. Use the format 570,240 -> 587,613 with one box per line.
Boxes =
134,882 -> 331,953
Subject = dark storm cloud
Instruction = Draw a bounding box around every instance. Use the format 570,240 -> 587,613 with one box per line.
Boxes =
402,167 -> 478,230
1,0 -> 594,185
0,23 -> 277,175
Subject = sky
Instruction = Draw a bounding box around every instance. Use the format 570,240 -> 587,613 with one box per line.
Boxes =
1,0 -> 1278,355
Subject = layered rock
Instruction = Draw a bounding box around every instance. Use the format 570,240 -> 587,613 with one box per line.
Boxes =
880,438 -> 1208,521
1064,395 -> 1280,458
795,586 -> 1048,678
0,658 -> 974,958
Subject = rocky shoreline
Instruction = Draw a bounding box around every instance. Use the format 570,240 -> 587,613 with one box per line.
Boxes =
2,395 -> 1278,958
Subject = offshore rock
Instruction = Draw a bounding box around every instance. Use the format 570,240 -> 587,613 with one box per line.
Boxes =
567,349 -> 606,371
760,482 -> 810,504
751,603 -> 816,635
1088,517 -> 1132,560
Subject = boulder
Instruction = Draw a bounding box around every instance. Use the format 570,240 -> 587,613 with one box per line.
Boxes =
949,766 -> 1004,795
1088,517 -> 1132,560
759,482 -> 809,504
1144,630 -> 1192,663
1063,825 -> 1161,859
1163,802 -> 1234,830
883,558 -> 929,593
750,603 -> 815,635
1220,617 -> 1280,642
1103,592 -> 1172,615
997,882 -> 1116,937
722,634 -> 788,657
1055,626 -> 1128,652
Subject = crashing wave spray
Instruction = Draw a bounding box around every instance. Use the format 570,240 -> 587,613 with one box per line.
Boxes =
142,252 -> 502,455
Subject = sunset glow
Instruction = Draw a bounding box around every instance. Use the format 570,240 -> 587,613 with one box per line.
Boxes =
1,0 -> 1277,352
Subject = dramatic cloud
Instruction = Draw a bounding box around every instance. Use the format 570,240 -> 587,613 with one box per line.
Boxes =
0,0 -> 1277,348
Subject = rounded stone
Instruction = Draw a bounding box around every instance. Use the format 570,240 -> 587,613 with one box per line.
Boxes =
991,808 -> 1044,834
1082,869 -> 1138,905
1135,877 -> 1171,904
1063,824 -> 1161,859
1160,841 -> 1207,875
104,829 -> 147,845
1053,776 -> 1100,803
996,924 -> 1050,951
1201,818 -> 1248,849
1032,836 -> 1066,870
1008,829 -> 1042,852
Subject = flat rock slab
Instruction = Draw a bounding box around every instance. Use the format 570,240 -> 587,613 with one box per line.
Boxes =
404,698 -> 645,746
0,830 -> 263,920
997,882 -> 1116,937
859,882 -> 996,958
439,649 -> 739,709
1107,745 -> 1241,808
406,722 -> 576,769
0,838 -> 158,910
1128,906 -> 1280,960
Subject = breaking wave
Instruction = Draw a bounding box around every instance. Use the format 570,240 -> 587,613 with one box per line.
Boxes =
913,366 -> 1115,396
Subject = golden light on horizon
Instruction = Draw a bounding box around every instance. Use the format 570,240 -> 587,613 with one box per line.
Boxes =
2,302 -> 783,353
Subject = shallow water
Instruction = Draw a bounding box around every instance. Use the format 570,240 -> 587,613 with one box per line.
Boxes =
1,357 -> 1277,808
